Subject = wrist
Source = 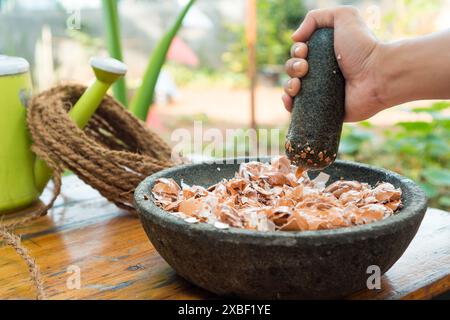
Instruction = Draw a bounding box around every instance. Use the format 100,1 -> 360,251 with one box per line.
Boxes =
360,42 -> 391,115
371,42 -> 400,111
373,35 -> 447,109
354,30 -> 450,118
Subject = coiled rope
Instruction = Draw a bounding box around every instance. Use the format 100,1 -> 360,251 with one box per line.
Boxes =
29,84 -> 175,211
0,84 -> 177,299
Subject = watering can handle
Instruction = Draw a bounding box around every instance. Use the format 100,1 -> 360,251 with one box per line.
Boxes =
34,57 -> 127,192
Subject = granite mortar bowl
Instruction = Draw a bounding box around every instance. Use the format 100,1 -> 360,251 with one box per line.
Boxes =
134,158 -> 427,299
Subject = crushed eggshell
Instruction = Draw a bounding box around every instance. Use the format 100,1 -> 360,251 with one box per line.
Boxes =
152,156 -> 402,232
214,221 -> 230,229
184,217 -> 199,224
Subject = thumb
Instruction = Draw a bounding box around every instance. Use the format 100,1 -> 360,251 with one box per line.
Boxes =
291,8 -> 336,42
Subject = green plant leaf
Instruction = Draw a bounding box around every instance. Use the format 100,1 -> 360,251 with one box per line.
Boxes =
427,137 -> 450,157
102,0 -> 128,105
359,121 -> 373,128
338,140 -> 358,154
437,118 -> 450,129
438,196 -> 450,208
397,121 -> 433,132
417,182 -> 439,198
412,101 -> 450,113
129,0 -> 196,120
352,129 -> 373,140
423,168 -> 450,186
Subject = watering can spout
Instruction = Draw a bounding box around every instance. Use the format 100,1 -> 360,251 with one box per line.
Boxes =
33,57 -> 127,193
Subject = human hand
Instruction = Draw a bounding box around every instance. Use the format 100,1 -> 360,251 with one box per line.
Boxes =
282,6 -> 384,122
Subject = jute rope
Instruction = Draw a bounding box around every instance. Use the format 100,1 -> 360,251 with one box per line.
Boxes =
28,84 -> 175,211
0,84 -> 177,299
0,228 -> 46,300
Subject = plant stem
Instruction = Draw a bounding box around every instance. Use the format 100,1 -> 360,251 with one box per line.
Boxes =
129,0 -> 195,120
102,0 -> 128,106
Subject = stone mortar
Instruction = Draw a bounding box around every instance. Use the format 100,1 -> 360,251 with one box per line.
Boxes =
134,158 -> 427,299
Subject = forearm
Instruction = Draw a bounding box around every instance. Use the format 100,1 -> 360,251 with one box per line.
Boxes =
376,29 -> 450,109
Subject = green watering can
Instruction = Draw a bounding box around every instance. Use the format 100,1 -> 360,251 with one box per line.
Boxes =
0,55 -> 127,213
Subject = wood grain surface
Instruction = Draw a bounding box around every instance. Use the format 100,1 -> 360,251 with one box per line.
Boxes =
0,176 -> 449,300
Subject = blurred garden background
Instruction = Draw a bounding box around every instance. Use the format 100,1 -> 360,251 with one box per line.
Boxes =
0,0 -> 449,209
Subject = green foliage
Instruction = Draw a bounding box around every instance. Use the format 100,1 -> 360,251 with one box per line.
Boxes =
221,24 -> 247,73
339,124 -> 375,155
257,0 -> 306,66
222,0 -> 307,73
339,101 -> 450,210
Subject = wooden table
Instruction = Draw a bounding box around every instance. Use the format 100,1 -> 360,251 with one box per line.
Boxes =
0,176 -> 449,300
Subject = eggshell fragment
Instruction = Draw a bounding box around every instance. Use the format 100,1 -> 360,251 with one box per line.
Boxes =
151,156 -> 402,232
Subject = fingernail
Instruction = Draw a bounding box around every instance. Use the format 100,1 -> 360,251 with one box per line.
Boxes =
291,25 -> 301,37
293,61 -> 303,72
294,46 -> 301,56
291,21 -> 304,37
287,79 -> 293,90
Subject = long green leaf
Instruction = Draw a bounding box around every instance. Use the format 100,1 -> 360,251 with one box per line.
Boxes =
129,0 -> 195,120
102,0 -> 128,106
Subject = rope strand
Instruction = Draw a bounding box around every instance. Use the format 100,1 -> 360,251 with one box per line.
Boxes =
27,84 -> 175,211
0,84 -> 176,299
